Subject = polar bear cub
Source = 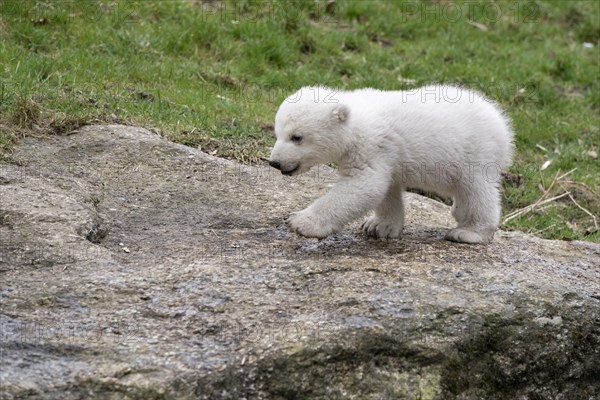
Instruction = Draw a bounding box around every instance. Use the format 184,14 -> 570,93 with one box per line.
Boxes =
269,86 -> 514,244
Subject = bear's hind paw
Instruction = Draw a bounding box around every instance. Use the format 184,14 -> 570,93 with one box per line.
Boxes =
361,216 -> 404,239
445,228 -> 493,244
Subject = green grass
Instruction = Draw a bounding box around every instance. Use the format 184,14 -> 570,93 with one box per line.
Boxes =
0,0 -> 598,241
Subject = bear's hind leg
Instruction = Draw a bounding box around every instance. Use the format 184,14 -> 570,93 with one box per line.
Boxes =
446,183 -> 500,244
361,181 -> 405,238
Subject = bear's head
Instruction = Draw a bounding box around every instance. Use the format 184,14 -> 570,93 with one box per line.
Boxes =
269,87 -> 350,176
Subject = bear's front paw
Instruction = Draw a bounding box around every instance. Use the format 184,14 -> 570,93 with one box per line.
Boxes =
361,215 -> 404,238
286,210 -> 335,239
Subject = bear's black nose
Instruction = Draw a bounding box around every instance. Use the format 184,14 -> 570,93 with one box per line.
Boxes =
269,160 -> 281,170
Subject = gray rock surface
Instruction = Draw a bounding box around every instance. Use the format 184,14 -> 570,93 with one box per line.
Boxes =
1,125 -> 598,400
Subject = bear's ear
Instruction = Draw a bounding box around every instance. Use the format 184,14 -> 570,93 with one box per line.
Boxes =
332,104 -> 349,122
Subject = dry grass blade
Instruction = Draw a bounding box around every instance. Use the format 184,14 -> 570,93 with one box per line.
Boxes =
503,191 -> 571,224
503,165 -> 596,230
467,20 -> 488,31
566,191 -> 598,230
530,223 -> 557,236
556,168 -> 577,181
503,169 -> 562,223
563,180 -> 600,199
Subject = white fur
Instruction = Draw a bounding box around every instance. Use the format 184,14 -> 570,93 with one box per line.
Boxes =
269,85 -> 514,244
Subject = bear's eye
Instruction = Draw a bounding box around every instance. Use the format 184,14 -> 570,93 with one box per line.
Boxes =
290,134 -> 303,143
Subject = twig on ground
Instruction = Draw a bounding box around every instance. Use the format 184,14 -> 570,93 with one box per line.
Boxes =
563,180 -> 600,199
503,166 -> 598,230
503,169 -> 562,223
556,168 -> 577,181
566,191 -> 598,230
503,191 -> 571,224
